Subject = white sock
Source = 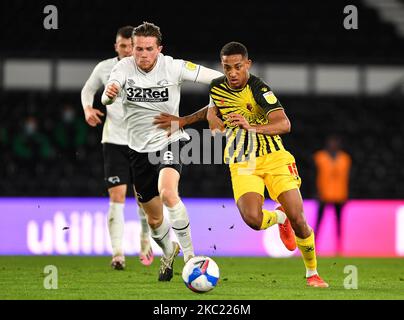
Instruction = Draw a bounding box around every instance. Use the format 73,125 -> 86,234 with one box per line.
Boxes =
107,202 -> 125,257
137,206 -> 150,240
306,269 -> 318,277
275,209 -> 287,224
167,200 -> 194,261
150,216 -> 173,257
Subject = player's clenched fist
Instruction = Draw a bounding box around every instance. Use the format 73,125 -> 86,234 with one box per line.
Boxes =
105,83 -> 119,99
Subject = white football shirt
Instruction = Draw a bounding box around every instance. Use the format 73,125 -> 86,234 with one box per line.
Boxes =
106,53 -> 221,152
81,57 -> 128,145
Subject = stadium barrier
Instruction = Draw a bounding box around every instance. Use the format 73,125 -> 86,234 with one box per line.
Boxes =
0,198 -> 403,257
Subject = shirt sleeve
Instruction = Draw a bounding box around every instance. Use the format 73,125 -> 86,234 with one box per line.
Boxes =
178,60 -> 202,82
194,66 -> 223,84
101,62 -> 125,105
81,62 -> 104,109
107,61 -> 126,88
176,59 -> 222,84
252,78 -> 283,115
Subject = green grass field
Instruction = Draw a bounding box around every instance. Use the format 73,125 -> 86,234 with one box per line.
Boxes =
0,256 -> 403,300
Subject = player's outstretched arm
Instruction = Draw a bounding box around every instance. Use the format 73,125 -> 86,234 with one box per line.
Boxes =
194,66 -> 223,84
153,104 -> 226,137
153,105 -> 209,136
228,109 -> 290,136
183,106 -> 208,126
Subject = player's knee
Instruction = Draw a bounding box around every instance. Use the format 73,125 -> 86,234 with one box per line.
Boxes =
159,188 -> 179,207
110,196 -> 125,203
147,215 -> 163,229
109,193 -> 125,203
239,208 -> 261,231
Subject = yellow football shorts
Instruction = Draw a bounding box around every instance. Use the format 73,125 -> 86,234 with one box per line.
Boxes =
229,150 -> 302,202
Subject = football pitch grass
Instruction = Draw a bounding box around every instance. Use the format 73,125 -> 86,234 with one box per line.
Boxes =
0,256 -> 403,300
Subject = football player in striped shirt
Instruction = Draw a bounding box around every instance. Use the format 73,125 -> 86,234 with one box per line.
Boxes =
154,41 -> 330,288
207,42 -> 329,288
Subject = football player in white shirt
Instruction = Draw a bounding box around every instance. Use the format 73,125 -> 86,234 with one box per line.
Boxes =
102,22 -> 222,281
81,26 -> 153,270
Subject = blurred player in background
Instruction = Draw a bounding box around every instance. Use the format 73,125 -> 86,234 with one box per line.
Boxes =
313,134 -> 351,254
81,26 -> 153,270
102,22 -> 223,281
205,42 -> 329,288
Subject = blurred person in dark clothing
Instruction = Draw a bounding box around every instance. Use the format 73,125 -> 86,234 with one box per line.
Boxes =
54,104 -> 87,158
13,116 -> 54,161
0,123 -> 9,153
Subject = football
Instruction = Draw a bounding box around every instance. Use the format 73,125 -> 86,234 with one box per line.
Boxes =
182,256 -> 220,293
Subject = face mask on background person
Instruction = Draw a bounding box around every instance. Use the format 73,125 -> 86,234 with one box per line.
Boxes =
63,109 -> 75,123
24,120 -> 37,135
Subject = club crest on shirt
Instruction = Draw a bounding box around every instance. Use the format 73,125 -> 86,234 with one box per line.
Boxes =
127,79 -> 136,86
263,91 -> 277,104
157,79 -> 169,86
185,61 -> 197,71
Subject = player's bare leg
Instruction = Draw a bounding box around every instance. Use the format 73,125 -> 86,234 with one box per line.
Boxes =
236,192 -> 296,250
108,184 -> 126,270
134,187 -> 154,266
159,167 -> 194,263
277,188 -> 329,288
142,196 -> 179,281
137,205 -> 154,266
237,192 -> 267,230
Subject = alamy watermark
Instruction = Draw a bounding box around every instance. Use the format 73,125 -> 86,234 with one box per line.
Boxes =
343,265 -> 358,289
343,5 -> 358,30
147,127 -> 261,174
43,5 -> 58,30
43,265 -> 58,289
